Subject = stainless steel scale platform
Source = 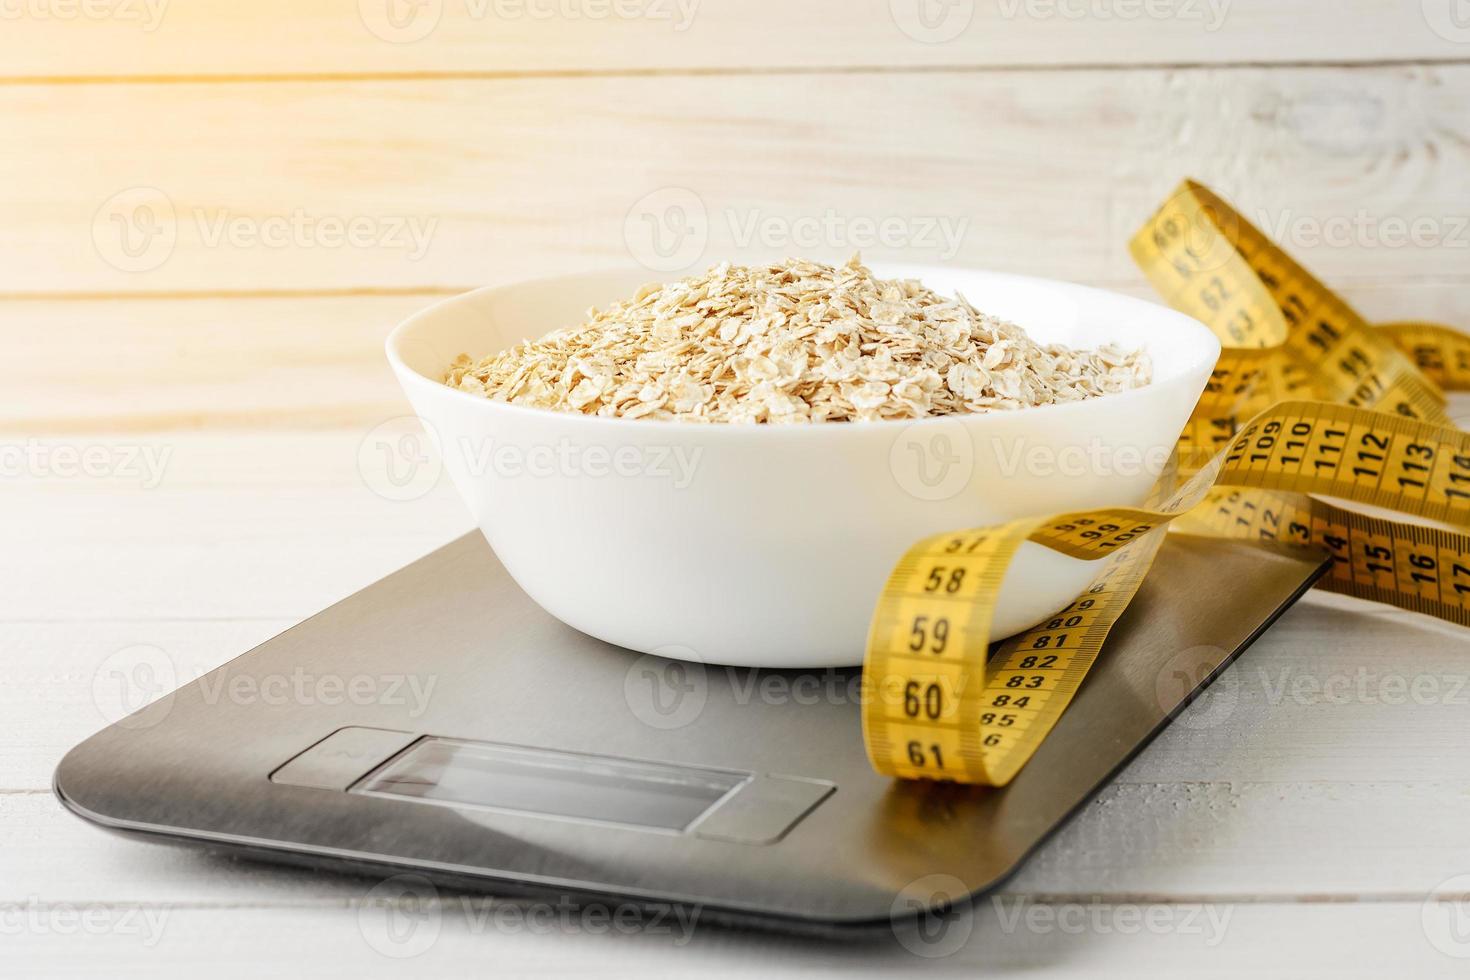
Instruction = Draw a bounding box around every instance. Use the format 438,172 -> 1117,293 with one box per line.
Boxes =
55,532 -> 1327,936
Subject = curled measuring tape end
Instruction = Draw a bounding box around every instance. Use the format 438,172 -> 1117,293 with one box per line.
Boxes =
1133,180 -> 1445,423
861,180 -> 1470,787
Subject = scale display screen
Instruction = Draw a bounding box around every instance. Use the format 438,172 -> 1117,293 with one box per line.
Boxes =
352,737 -> 749,832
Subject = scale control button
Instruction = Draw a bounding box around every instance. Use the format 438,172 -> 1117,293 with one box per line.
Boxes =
270,727 -> 419,791
691,774 -> 835,845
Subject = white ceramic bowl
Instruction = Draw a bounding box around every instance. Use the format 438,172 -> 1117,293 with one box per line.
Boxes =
387,264 -> 1218,668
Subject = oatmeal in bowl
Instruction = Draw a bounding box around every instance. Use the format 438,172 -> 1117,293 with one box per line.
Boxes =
387,259 -> 1216,668
444,257 -> 1151,423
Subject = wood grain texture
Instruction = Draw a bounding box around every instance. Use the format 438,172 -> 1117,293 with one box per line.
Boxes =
0,463 -> 475,623
0,887 -> 1461,978
0,296 -> 429,432
8,11 -> 1470,968
1,0 -> 1464,79
8,281 -> 1469,436
2,67 -> 1465,294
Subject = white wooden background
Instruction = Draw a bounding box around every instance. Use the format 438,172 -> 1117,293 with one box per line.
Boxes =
5,1 -> 1470,975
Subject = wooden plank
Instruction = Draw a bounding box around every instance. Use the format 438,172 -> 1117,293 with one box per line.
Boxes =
0,469 -> 475,623
1,1 -> 1463,79
0,896 -> 1461,977
3,619 -> 297,789
2,67 -> 1466,294
0,295 -> 432,433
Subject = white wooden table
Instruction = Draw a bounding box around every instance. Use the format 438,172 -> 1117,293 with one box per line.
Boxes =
5,3 -> 1470,974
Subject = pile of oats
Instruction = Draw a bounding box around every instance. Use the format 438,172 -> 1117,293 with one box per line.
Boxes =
445,257 -> 1151,423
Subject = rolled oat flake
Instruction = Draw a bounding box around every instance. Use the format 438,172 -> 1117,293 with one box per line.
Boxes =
446,256 -> 1150,424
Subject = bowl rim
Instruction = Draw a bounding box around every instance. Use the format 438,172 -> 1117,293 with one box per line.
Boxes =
386,263 -> 1221,435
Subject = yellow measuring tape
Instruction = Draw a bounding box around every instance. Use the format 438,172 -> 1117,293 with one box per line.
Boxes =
862,180 -> 1470,786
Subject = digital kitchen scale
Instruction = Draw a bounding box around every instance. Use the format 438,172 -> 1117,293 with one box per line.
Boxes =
55,532 -> 1327,936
